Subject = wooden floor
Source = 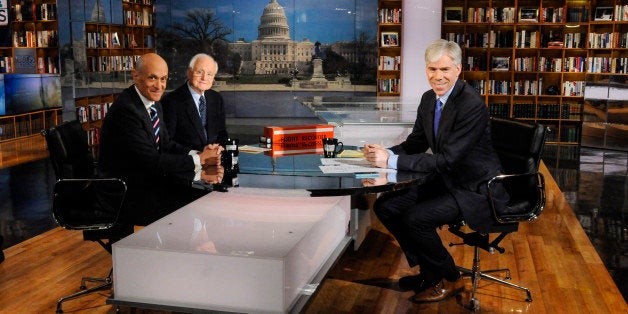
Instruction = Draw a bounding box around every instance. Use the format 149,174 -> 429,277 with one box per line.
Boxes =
0,158 -> 627,313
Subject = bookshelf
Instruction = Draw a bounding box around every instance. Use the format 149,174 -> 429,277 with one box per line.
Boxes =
438,0 -> 627,153
0,108 -> 62,142
85,0 -> 155,73
377,0 -> 402,96
72,0 -> 155,154
0,1 -> 62,143
74,93 -> 117,155
6,0 -> 59,74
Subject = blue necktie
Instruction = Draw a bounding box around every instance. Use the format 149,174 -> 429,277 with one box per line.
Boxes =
434,99 -> 444,136
149,105 -> 160,148
199,95 -> 208,140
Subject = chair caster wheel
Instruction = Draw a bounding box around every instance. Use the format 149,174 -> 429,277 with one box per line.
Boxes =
466,298 -> 480,311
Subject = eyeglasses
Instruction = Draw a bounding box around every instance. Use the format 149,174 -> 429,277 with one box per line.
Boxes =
192,70 -> 215,78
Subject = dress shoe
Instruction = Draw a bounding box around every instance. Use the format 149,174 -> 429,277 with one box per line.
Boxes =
399,274 -> 440,292
412,280 -> 463,303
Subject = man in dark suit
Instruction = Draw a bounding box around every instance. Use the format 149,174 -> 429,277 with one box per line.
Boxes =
161,53 -> 228,152
99,53 -> 222,226
363,39 -> 508,302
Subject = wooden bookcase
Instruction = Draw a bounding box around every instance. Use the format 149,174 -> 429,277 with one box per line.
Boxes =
440,0 -> 614,151
0,108 -> 62,142
8,0 -> 59,74
73,0 -> 155,154
74,93 -> 118,157
85,0 -> 155,73
377,0 -> 402,96
0,1 -> 62,143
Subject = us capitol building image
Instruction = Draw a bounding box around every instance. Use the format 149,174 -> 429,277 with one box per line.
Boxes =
228,0 -> 376,79
229,0 -> 314,76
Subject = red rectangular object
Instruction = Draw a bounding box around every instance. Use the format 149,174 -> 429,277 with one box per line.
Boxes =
263,124 -> 335,157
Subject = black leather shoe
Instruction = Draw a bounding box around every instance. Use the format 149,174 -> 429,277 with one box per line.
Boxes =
399,274 -> 440,292
412,280 -> 463,303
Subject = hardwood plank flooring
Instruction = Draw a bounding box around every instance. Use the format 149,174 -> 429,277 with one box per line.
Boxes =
0,164 -> 626,313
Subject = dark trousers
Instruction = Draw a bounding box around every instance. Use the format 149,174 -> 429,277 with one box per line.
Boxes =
374,179 -> 460,283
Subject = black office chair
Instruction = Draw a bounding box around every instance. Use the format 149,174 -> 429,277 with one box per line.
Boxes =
42,120 -> 133,313
448,117 -> 547,310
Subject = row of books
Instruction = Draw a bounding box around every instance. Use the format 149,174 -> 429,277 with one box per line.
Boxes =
37,56 -> 58,74
87,32 -> 122,49
513,80 -> 541,96
587,57 -> 628,74
614,5 -> 628,21
563,81 -> 585,97
76,102 -> 113,123
378,56 -> 401,71
488,103 -> 510,118
13,30 -> 58,48
444,32 -> 590,49
541,7 -> 565,23
511,56 -> 586,73
467,80 -> 486,95
464,79 -> 585,97
567,7 -> 589,22
467,7 -> 516,23
12,3 -> 56,21
560,125 -> 581,142
489,103 -> 582,120
124,9 -> 154,26
563,33 -> 585,48
465,56 -> 486,71
86,32 -> 153,49
589,32 -> 616,49
377,78 -> 399,94
87,128 -> 100,146
0,57 -> 13,73
444,31 -> 515,48
515,30 -> 538,48
87,55 -> 141,72
378,8 -> 401,24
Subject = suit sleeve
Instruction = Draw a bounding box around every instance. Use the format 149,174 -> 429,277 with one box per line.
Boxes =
102,95 -> 194,177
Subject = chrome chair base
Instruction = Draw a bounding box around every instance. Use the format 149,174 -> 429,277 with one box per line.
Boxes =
457,246 -> 532,311
56,269 -> 113,313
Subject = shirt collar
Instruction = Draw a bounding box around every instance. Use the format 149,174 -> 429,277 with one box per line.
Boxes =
187,82 -> 203,106
134,86 -> 155,111
437,85 -> 455,108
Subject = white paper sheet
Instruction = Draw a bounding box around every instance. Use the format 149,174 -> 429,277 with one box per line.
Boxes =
319,158 -> 396,174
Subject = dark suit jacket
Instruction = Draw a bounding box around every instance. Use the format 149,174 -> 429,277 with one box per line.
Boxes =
390,79 -> 513,233
161,83 -> 228,151
99,85 -> 204,225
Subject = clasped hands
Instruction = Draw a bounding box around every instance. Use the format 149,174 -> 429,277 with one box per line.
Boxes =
199,143 -> 223,167
199,144 -> 224,184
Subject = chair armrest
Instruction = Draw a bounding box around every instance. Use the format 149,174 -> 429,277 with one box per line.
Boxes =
487,172 -> 546,224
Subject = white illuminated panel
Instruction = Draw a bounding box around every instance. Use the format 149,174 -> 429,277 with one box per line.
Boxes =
112,188 -> 350,313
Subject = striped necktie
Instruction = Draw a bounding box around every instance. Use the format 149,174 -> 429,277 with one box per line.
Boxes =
199,95 -> 208,140
149,104 -> 160,147
434,99 -> 444,136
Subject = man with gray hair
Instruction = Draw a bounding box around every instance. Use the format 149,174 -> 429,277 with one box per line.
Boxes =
162,53 -> 228,151
362,39 -> 508,302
